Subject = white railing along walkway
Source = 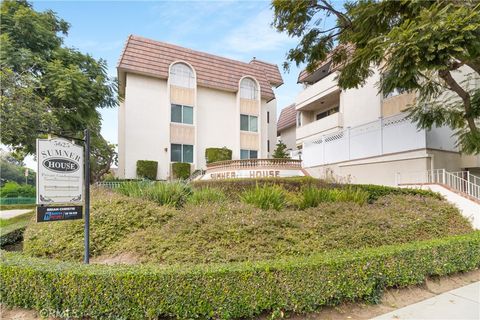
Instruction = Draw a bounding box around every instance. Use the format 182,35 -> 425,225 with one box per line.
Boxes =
396,169 -> 480,201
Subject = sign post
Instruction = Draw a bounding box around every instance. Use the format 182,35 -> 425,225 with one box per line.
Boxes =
36,130 -> 90,264
84,129 -> 90,264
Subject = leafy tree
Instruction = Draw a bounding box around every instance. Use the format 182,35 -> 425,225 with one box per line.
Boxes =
0,0 -> 117,181
0,150 -> 36,186
272,141 -> 290,159
272,0 -> 480,153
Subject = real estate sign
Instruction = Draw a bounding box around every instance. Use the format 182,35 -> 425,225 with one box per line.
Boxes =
36,138 -> 84,206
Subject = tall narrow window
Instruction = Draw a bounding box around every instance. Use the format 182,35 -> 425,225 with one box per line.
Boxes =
240,78 -> 257,100
240,114 -> 258,132
267,111 -> 270,124
267,140 -> 270,152
170,63 -> 195,88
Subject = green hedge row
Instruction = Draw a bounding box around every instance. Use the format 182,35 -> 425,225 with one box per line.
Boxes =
205,147 -> 232,164
2,232 -> 479,319
192,177 -> 441,202
171,162 -> 191,180
136,160 -> 158,180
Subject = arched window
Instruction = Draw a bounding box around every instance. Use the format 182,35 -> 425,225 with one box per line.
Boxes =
240,78 -> 258,100
170,63 -> 195,88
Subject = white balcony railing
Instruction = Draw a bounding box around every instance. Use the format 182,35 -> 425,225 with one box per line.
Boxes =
297,112 -> 343,141
295,72 -> 339,110
301,112 -> 457,168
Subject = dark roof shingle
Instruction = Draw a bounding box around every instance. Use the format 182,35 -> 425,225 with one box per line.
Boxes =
118,35 -> 283,101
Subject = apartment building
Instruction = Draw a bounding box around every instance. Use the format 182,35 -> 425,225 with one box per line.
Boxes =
117,35 -> 283,179
276,103 -> 297,152
291,57 -> 479,185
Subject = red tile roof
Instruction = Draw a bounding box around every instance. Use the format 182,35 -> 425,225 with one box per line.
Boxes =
249,59 -> 283,87
118,35 -> 283,101
277,103 -> 296,133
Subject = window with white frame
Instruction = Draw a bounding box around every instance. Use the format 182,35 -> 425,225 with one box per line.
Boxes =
240,114 -> 258,132
240,78 -> 258,100
171,144 -> 194,163
170,63 -> 195,88
240,149 -> 258,159
171,104 -> 193,124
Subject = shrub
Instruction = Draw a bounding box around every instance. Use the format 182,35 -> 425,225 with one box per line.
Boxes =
117,181 -> 191,208
205,147 -> 232,164
296,187 -> 369,209
3,232 -> 480,319
171,162 -> 191,180
0,181 -> 35,198
241,184 -> 286,211
136,160 -> 158,180
192,178 -> 441,202
188,187 -> 226,205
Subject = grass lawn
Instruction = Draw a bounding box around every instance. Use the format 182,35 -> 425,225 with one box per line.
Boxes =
23,179 -> 473,265
0,211 -> 34,236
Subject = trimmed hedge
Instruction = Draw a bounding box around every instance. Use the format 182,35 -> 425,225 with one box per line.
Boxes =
136,160 -> 158,180
192,177 -> 441,202
172,162 -> 191,180
205,147 -> 232,164
2,232 -> 479,319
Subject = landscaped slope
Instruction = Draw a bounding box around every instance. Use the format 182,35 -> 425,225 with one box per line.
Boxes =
23,186 -> 473,265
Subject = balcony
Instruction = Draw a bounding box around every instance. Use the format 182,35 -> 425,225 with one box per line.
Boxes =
295,72 -> 339,110
297,112 -> 343,142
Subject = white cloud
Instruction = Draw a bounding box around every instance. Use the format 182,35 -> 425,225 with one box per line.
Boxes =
221,9 -> 296,54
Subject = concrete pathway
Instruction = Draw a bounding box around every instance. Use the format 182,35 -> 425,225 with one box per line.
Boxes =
0,209 -> 33,219
373,282 -> 480,320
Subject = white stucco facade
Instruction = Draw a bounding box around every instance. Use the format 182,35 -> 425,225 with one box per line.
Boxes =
295,65 -> 480,184
118,70 -> 279,180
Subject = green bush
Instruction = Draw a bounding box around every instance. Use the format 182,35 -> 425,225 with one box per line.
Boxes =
241,184 -> 286,211
117,181 -> 191,208
188,187 -> 226,205
0,181 -> 35,198
192,178 -> 441,202
136,160 -> 158,180
205,147 -> 232,164
296,187 -> 369,209
352,184 -> 442,203
3,232 -> 480,319
171,162 -> 191,180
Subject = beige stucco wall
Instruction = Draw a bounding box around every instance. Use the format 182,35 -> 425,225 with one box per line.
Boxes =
381,92 -> 416,117
122,73 -> 171,179
119,71 -> 279,178
117,100 -> 126,177
262,98 -> 277,157
278,126 -> 296,151
341,70 -> 382,128
195,86 -> 239,168
306,150 -> 430,186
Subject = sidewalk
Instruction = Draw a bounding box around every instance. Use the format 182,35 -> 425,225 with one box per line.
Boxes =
373,282 -> 479,320
0,209 -> 32,219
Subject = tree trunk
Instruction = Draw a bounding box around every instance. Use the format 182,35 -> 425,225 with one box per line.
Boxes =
438,70 -> 478,133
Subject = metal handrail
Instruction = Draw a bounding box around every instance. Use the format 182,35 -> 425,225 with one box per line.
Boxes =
396,169 -> 480,201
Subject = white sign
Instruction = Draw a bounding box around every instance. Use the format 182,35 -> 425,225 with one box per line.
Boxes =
200,169 -> 306,180
37,138 -> 84,205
